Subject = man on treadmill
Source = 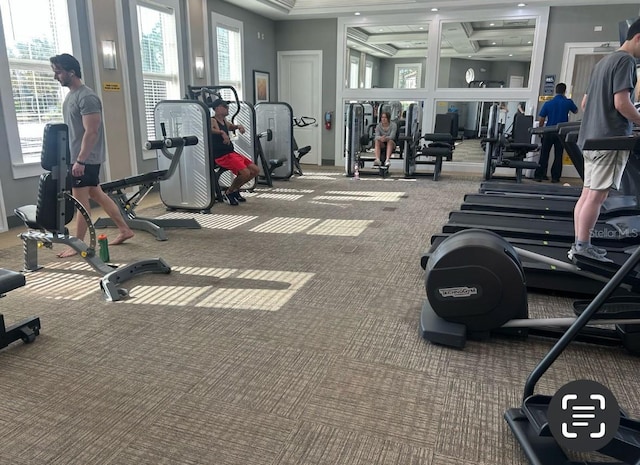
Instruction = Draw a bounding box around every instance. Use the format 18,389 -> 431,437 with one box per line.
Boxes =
570,18 -> 640,263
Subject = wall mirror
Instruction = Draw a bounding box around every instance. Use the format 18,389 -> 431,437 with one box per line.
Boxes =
345,24 -> 428,89
435,99 -> 531,164
437,18 -> 536,89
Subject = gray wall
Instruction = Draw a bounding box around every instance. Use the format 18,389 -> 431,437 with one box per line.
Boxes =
274,18 -> 338,165
540,4 -> 640,94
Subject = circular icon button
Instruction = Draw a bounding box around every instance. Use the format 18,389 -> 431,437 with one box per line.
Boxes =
548,379 -> 620,452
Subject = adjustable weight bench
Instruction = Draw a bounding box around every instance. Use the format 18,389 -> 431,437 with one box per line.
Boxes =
0,269 -> 40,350
14,123 -> 172,302
95,124 -> 201,241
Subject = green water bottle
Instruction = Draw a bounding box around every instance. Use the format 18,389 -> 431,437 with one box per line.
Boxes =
98,234 -> 110,262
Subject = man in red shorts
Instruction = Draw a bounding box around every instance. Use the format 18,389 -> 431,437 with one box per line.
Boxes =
210,99 -> 260,205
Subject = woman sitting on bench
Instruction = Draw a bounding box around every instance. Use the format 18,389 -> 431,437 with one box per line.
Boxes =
373,111 -> 397,167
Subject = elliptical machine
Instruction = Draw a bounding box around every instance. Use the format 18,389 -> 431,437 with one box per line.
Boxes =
420,228 -> 640,352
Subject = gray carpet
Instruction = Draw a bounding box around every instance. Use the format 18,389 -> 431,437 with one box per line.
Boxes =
0,168 -> 637,464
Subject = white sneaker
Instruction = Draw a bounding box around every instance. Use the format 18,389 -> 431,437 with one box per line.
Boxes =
373,159 -> 381,166
568,243 -> 607,260
571,245 -> 614,263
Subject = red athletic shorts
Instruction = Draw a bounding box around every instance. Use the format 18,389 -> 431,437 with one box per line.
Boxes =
215,152 -> 253,175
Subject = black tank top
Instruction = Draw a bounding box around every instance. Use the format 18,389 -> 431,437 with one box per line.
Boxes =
210,118 -> 234,159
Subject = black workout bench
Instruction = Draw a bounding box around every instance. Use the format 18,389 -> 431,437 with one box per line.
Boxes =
0,269 -> 40,350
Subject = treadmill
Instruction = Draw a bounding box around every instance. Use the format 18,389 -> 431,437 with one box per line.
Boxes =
444,209 -> 640,246
447,134 -> 640,245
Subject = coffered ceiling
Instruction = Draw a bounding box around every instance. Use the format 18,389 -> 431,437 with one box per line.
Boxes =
222,0 -> 637,62
222,0 -> 638,20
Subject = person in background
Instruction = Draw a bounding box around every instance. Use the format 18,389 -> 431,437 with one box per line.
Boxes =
373,111 -> 397,167
534,83 -> 578,182
50,53 -> 134,258
569,19 -> 640,263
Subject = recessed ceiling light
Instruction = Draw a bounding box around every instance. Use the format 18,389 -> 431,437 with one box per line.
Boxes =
492,42 -> 497,45
419,27 -> 424,30
354,11 -> 361,15
517,2 -> 526,6
490,23 -> 495,26
509,54 -> 513,57
431,7 -> 438,11
528,40 -> 532,44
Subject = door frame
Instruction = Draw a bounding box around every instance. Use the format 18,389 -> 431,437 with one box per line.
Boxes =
559,42 -> 611,97
277,50 -> 323,167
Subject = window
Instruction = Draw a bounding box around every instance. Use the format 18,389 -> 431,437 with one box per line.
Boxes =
0,0 -> 73,166
212,14 -> 244,100
394,63 -> 422,89
364,61 -> 373,88
349,56 -> 359,89
136,2 -> 180,142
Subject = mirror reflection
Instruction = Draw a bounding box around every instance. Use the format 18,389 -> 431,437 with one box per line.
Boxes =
345,25 -> 428,89
438,19 -> 536,88
435,100 -> 531,163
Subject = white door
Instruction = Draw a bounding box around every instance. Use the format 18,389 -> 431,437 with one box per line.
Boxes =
560,42 -> 611,121
278,51 -> 322,166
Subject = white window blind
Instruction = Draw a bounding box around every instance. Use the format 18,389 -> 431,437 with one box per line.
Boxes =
216,25 -> 243,99
137,3 -> 180,141
1,0 -> 72,163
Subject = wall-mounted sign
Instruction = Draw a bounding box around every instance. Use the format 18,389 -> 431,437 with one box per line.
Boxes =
103,82 -> 121,92
543,74 -> 556,95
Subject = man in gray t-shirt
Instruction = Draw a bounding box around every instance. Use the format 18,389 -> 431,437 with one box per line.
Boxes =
569,20 -> 640,264
49,53 -> 134,259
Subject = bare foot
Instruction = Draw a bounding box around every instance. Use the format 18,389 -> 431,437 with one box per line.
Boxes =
110,230 -> 135,246
57,247 -> 78,258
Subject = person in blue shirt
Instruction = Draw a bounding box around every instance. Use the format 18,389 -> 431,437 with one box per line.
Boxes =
534,83 -> 578,182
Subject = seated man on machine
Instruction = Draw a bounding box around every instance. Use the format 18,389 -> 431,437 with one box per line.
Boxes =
373,111 -> 397,167
209,98 -> 260,206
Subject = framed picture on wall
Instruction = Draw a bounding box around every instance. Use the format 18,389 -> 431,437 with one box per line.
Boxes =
253,70 -> 270,103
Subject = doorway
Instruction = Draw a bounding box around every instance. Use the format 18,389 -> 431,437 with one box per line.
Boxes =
277,50 -> 323,167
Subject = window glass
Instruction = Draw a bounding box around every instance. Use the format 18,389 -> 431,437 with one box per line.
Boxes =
137,3 -> 180,141
216,24 -> 243,99
1,0 -> 72,163
349,56 -> 360,88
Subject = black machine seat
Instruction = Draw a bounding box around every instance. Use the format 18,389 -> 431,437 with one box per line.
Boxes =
14,205 -> 38,230
0,268 -> 26,295
0,268 -> 41,349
